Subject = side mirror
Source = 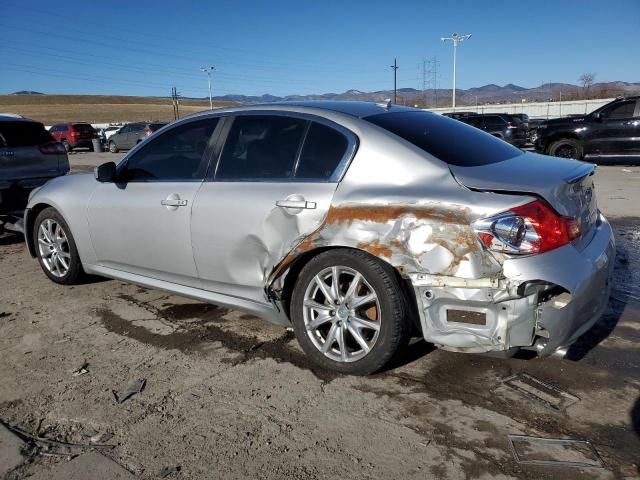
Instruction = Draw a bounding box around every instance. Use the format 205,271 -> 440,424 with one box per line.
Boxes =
94,162 -> 117,183
591,111 -> 603,122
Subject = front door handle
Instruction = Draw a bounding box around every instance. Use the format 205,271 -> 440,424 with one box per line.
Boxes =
161,199 -> 188,207
161,194 -> 188,211
276,199 -> 317,209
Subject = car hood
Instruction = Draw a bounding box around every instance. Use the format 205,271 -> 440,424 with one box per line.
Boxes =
448,152 -> 595,218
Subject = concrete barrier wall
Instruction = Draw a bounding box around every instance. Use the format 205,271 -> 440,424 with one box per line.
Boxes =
426,98 -> 615,119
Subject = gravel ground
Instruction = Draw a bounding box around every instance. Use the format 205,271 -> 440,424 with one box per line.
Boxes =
0,153 -> 638,479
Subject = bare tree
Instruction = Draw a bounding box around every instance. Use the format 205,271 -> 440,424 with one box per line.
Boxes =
579,73 -> 596,99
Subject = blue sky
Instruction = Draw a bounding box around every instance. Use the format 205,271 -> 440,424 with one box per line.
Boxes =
1,0 -> 639,97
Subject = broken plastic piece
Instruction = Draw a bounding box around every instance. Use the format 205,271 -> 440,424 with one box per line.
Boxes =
508,435 -> 604,468
112,378 -> 146,404
72,362 -> 89,377
502,373 -> 579,411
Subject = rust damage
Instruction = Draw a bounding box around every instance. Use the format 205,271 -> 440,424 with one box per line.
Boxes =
267,202 -> 500,293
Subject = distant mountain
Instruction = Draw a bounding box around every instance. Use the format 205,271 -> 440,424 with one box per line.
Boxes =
11,90 -> 45,95
208,81 -> 640,107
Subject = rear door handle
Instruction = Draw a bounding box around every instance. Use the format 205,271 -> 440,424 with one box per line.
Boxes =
161,199 -> 187,207
275,199 -> 316,209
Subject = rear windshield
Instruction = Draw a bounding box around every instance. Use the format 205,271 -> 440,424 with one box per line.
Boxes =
365,111 -> 522,167
72,123 -> 95,132
148,123 -> 167,132
0,121 -> 53,148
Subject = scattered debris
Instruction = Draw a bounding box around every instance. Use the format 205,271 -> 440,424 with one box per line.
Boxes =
27,451 -> 135,480
508,435 -> 604,468
112,378 -> 146,404
1,422 -> 114,457
71,362 -> 89,377
621,168 -> 632,173
0,422 -> 27,477
89,432 -> 113,444
502,373 -> 579,410
0,311 -> 10,318
160,465 -> 182,477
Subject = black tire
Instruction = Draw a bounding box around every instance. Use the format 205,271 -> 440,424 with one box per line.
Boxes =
33,207 -> 84,285
109,141 -> 118,153
290,249 -> 410,375
62,140 -> 71,152
548,138 -> 583,159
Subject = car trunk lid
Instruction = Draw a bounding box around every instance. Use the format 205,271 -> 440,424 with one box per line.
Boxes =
449,152 -> 599,248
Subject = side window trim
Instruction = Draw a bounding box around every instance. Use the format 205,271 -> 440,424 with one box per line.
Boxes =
116,117 -> 222,183
208,110 -> 358,183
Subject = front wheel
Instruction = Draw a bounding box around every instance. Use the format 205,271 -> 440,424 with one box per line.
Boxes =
34,207 -> 84,285
290,249 -> 410,375
109,141 -> 119,153
548,138 -> 583,159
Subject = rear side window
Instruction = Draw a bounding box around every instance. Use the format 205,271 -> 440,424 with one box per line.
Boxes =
124,118 -> 218,181
365,111 -> 522,167
602,100 -> 637,120
0,121 -> 53,148
217,115 -> 307,180
295,123 -> 348,180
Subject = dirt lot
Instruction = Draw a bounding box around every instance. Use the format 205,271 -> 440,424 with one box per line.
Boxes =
0,155 -> 638,479
0,95 -> 234,124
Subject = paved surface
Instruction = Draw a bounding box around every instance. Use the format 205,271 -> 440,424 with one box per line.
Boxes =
0,152 -> 638,479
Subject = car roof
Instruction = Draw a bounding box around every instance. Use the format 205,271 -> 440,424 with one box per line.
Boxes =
0,114 -> 39,123
186,101 -> 420,120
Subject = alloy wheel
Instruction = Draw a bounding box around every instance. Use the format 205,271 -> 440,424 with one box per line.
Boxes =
302,266 -> 381,363
37,219 -> 71,277
555,144 -> 578,158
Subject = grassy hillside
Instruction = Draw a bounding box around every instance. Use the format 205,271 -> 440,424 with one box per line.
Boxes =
0,95 -> 235,124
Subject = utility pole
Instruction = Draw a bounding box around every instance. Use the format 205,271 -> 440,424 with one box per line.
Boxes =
440,33 -> 471,109
390,58 -> 399,104
422,58 -> 427,106
199,66 -> 216,110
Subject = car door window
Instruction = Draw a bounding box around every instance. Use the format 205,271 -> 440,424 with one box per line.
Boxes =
123,118 -> 218,182
602,100 -> 637,120
294,122 -> 349,180
216,115 -> 307,180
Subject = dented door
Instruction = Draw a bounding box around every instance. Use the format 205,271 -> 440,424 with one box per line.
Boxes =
191,182 -> 336,303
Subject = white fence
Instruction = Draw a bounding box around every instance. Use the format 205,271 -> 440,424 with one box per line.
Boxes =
426,98 -> 615,119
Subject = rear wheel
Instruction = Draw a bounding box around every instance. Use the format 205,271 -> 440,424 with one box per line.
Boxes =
290,249 -> 410,375
34,207 -> 84,285
109,141 -> 118,153
548,138 -> 583,159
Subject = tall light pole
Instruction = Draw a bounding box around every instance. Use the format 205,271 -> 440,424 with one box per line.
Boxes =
390,58 -> 399,104
440,33 -> 471,109
199,66 -> 216,110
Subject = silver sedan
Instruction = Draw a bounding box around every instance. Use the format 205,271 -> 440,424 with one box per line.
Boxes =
24,102 -> 615,375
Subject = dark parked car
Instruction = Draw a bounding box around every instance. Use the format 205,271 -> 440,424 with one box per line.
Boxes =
442,111 -> 476,120
1,115 -> 68,217
535,96 -> 640,159
108,122 -> 167,153
49,123 -> 98,151
459,114 -> 528,147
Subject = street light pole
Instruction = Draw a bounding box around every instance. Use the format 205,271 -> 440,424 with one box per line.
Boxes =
390,58 -> 399,104
440,33 -> 471,110
199,66 -> 216,110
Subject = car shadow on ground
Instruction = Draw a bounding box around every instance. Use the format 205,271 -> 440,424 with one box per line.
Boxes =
381,338 -> 436,372
633,396 -> 640,439
0,232 -> 24,246
564,219 -> 634,361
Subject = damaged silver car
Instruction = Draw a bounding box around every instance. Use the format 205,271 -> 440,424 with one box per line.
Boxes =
24,102 -> 615,374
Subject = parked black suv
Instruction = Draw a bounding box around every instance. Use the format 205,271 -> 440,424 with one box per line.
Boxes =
535,96 -> 640,159
458,114 -> 528,147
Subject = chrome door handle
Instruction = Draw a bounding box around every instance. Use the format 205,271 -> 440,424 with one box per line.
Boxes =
161,199 -> 188,207
276,199 -> 317,209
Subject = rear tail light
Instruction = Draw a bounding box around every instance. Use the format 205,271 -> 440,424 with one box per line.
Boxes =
39,142 -> 67,155
506,122 -> 518,129
473,200 -> 580,255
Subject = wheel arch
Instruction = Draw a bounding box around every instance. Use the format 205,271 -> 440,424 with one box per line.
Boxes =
545,132 -> 581,152
25,202 -> 55,257
276,245 -> 421,334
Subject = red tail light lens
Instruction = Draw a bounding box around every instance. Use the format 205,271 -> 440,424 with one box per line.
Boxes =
39,142 -> 67,155
473,200 -> 580,255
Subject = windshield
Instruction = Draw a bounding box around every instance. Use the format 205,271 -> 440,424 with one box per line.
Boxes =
365,111 -> 523,167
